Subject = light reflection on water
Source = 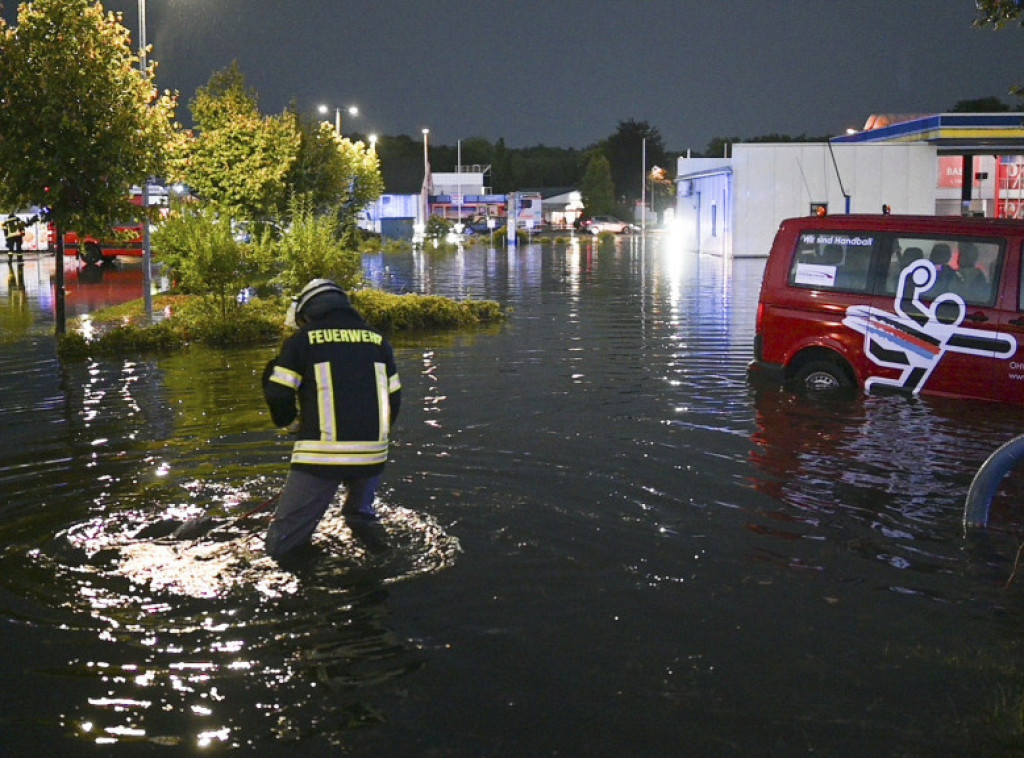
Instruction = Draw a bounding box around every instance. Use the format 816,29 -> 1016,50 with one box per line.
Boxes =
38,502 -> 457,749
3,241 -> 1024,754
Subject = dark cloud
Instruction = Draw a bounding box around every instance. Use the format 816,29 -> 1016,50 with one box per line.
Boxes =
4,1 -> 1023,150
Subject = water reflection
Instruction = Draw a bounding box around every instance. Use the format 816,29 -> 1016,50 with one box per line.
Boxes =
1,258 -> 30,341
0,311 -> 461,749
17,483 -> 457,749
5,239 -> 1024,754
747,384 -> 1024,590
37,492 -> 457,744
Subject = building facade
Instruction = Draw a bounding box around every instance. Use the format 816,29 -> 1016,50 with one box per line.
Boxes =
675,113 -> 1024,258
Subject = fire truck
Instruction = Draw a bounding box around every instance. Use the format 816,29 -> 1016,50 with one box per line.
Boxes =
57,184 -> 168,265
60,224 -> 145,265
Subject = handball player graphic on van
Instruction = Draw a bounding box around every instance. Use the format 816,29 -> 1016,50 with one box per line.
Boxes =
842,258 -> 1016,394
751,214 -> 1024,404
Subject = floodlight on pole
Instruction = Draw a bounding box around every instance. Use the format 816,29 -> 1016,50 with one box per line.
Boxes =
318,104 -> 359,136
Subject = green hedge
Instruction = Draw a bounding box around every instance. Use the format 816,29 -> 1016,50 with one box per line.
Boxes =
57,289 -> 506,361
350,289 -> 504,332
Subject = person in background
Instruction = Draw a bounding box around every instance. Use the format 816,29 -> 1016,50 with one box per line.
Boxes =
261,279 -> 402,563
2,215 -> 27,262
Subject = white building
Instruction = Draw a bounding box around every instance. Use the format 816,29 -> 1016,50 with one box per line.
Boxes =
675,113 -> 1024,258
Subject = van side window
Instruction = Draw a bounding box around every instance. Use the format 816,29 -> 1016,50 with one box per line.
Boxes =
787,231 -> 877,293
885,235 -> 1002,306
1019,247 -> 1024,312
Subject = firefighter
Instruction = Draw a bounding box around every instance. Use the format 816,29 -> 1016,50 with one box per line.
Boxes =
261,279 -> 402,563
2,215 -> 27,262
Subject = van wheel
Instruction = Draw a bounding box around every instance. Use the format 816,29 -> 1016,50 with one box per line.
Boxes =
791,360 -> 853,393
82,242 -> 103,266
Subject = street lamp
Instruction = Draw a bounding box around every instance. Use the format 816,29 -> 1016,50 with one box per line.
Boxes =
318,104 -> 358,136
415,128 -> 430,239
368,134 -> 377,152
641,137 -> 646,237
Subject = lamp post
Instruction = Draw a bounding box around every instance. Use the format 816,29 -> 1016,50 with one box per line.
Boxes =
421,128 -> 430,228
368,134 -> 377,152
641,137 -> 646,237
318,104 -> 358,136
139,0 -> 152,320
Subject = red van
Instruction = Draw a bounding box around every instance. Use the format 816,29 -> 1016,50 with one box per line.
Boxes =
751,214 -> 1024,404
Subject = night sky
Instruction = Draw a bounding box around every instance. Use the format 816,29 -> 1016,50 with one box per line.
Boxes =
3,1 -> 1024,152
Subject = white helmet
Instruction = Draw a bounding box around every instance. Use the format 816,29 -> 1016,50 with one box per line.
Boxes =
286,279 -> 347,327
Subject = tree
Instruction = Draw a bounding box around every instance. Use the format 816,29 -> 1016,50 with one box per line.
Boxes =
579,153 -> 615,217
951,96 -> 1012,112
972,3 -> 1024,97
258,194 -> 363,293
492,137 -> 513,194
0,0 -> 177,233
373,133 -> 426,193
332,134 -> 384,242
974,1 -> 1024,27
173,62 -> 300,220
603,119 -> 668,205
702,136 -> 742,158
701,132 -> 834,157
287,110 -> 383,226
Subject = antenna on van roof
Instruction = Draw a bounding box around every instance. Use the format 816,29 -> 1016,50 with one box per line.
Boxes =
827,138 -> 851,214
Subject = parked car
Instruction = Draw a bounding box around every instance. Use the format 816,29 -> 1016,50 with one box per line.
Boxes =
750,212 -> 1024,404
585,215 -> 635,234
463,215 -> 504,235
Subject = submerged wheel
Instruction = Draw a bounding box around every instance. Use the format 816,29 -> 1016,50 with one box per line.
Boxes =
791,360 -> 853,393
82,242 -> 104,266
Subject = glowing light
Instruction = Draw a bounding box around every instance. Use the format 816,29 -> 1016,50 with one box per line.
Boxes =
104,725 -> 146,737
197,726 -> 230,747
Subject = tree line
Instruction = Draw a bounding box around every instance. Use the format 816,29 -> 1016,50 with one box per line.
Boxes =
2,0 -> 1018,248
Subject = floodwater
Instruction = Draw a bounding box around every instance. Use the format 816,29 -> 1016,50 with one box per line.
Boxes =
3,239 -> 1024,756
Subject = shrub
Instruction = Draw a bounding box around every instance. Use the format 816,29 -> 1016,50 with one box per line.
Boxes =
57,320 -> 184,359
424,215 -> 452,240
58,289 -> 504,360
351,289 -> 504,333
163,294 -> 285,346
152,208 -> 255,317
263,194 -> 363,293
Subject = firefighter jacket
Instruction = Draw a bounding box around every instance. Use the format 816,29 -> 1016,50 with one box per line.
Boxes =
3,215 -> 25,239
262,303 -> 401,477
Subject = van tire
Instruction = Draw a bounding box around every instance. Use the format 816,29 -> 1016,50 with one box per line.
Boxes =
791,360 -> 853,393
82,242 -> 103,266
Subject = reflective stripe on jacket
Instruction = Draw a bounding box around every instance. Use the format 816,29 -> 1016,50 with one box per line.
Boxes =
263,307 -> 401,475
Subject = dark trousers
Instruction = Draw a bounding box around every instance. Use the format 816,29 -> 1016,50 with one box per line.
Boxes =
264,467 -> 381,560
